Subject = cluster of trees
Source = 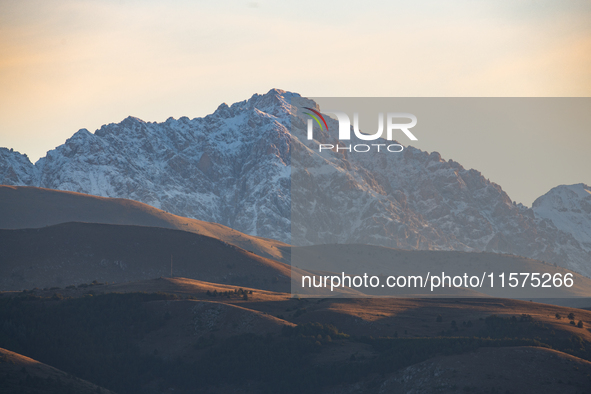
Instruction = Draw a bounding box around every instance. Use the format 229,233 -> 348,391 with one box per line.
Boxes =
282,322 -> 349,340
556,312 -> 585,328
479,314 -> 591,361
206,288 -> 253,300
66,280 -> 107,290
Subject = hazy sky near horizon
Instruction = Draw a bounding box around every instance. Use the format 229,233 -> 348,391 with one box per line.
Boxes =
1,0 -> 590,206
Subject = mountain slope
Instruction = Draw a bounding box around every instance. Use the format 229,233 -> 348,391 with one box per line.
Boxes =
0,185 -> 289,263
289,97 -> 591,275
331,347 -> 591,394
3,278 -> 591,393
0,89 -> 589,275
0,222 -> 300,292
0,347 -> 117,394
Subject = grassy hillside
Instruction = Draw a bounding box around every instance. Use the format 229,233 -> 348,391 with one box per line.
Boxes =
0,222 -> 304,292
0,347 -> 116,394
2,280 -> 591,393
0,185 -> 289,263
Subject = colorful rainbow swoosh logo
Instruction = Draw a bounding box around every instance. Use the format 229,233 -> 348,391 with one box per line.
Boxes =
303,107 -> 328,132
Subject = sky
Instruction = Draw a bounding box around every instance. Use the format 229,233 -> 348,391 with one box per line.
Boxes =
0,0 -> 590,206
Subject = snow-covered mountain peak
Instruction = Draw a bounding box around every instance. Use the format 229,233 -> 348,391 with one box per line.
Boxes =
533,183 -> 591,253
533,183 -> 591,211
69,128 -> 93,140
1,89 -> 590,275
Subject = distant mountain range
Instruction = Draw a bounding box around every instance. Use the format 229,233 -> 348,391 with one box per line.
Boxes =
0,89 -> 590,275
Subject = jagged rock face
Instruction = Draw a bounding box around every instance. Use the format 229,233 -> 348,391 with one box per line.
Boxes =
0,148 -> 38,186
4,90 -> 293,241
1,89 -> 590,275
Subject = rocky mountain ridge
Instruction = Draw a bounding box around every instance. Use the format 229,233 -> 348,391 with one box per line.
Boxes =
1,89 -> 589,275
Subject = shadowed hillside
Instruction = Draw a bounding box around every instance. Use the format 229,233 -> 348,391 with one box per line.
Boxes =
327,346 -> 591,394
0,222 -> 301,292
0,185 -> 289,263
2,281 -> 591,393
0,347 -> 116,394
